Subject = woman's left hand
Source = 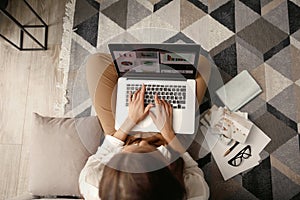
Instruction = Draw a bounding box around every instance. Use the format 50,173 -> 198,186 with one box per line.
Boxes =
128,84 -> 153,124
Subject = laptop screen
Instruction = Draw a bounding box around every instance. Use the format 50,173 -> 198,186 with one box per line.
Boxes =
109,44 -> 200,79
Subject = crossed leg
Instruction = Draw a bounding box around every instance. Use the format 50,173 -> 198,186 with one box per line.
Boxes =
86,53 -> 211,135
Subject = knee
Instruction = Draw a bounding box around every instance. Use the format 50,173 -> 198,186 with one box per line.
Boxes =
87,53 -> 111,63
90,52 -> 110,58
197,55 -> 211,82
198,55 -> 210,69
86,53 -> 112,70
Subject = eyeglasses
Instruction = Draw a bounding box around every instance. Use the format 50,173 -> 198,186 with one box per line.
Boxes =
228,145 -> 251,167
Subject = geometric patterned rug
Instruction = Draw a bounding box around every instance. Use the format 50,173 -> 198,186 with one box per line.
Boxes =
57,0 -> 300,199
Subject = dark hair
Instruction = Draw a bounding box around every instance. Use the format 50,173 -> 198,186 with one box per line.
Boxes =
125,134 -> 166,147
99,150 -> 186,200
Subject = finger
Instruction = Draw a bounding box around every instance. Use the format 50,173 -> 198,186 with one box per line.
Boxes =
161,100 -> 169,116
141,104 -> 154,119
144,103 -> 153,113
134,87 -> 141,93
135,86 -> 141,92
134,88 -> 140,95
133,89 -> 141,101
167,101 -> 172,111
132,92 -> 136,101
154,93 -> 160,105
162,99 -> 169,108
138,84 -> 146,101
128,91 -> 132,103
140,84 -> 145,95
135,92 -> 141,101
169,102 -> 173,119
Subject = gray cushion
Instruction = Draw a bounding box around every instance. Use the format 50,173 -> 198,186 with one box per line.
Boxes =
29,113 -> 103,197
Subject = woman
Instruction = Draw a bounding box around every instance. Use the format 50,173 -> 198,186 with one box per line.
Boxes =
79,53 -> 211,200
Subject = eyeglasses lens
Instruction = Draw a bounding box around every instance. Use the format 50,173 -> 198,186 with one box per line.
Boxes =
228,145 -> 251,167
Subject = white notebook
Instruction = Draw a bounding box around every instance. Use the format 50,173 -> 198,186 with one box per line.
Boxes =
215,70 -> 262,111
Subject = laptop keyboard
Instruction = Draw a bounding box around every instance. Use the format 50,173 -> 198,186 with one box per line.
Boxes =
125,84 -> 186,109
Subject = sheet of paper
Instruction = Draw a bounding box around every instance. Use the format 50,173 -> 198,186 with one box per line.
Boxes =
211,124 -> 271,180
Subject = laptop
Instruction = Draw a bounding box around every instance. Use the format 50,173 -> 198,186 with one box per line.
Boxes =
108,43 -> 201,134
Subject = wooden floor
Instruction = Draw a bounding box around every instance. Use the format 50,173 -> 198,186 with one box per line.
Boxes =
0,0 -> 67,199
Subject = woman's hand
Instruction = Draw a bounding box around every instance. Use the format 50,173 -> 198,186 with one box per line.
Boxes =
148,95 -> 186,154
149,94 -> 175,142
128,84 -> 153,124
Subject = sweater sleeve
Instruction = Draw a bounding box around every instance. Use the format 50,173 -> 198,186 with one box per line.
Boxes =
94,135 -> 124,161
182,152 -> 210,200
79,135 -> 124,200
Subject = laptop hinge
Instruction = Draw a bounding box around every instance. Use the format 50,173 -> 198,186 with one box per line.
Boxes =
125,76 -> 187,81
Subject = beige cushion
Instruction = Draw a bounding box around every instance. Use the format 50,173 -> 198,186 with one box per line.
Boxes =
29,113 -> 103,197
8,193 -> 83,200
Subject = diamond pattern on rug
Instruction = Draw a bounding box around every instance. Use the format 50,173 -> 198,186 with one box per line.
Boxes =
73,0 -> 100,27
66,40 -> 91,111
126,0 -> 152,28
182,15 -> 234,51
227,187 -> 258,199
210,0 -> 235,32
180,0 -> 206,30
263,1 -> 290,34
296,79 -> 300,87
271,135 -> 300,186
290,0 -> 300,7
268,84 -> 300,126
97,12 -> 125,46
288,0 -> 300,34
235,0 -> 260,33
153,0 -> 172,11
202,159 -> 250,200
97,31 -> 140,53
76,106 -> 92,118
73,0 -> 100,47
271,166 -> 300,199
237,18 -> 289,61
267,103 -> 299,132
101,0 -> 128,29
154,0 -> 180,31
187,0 -> 208,13
294,37 -> 300,50
127,15 -> 178,43
59,0 -> 300,198
240,0 -> 261,15
242,156 -> 273,200
207,0 -> 230,13
291,29 -> 300,49
98,0 -> 120,11
240,94 -> 267,121
267,45 -> 300,82
236,40 -> 264,72
147,0 -> 161,5
261,0 -> 273,7
74,13 -> 99,47
250,64 -> 267,100
101,0 -> 151,29
213,43 -> 237,77
209,34 -> 235,56
254,111 -> 298,153
264,63 -> 293,101
164,32 -> 196,43
135,0 -> 154,11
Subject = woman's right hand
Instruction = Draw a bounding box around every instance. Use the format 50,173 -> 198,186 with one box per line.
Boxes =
149,94 -> 175,142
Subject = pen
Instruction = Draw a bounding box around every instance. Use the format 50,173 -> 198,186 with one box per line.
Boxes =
224,141 -> 239,157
